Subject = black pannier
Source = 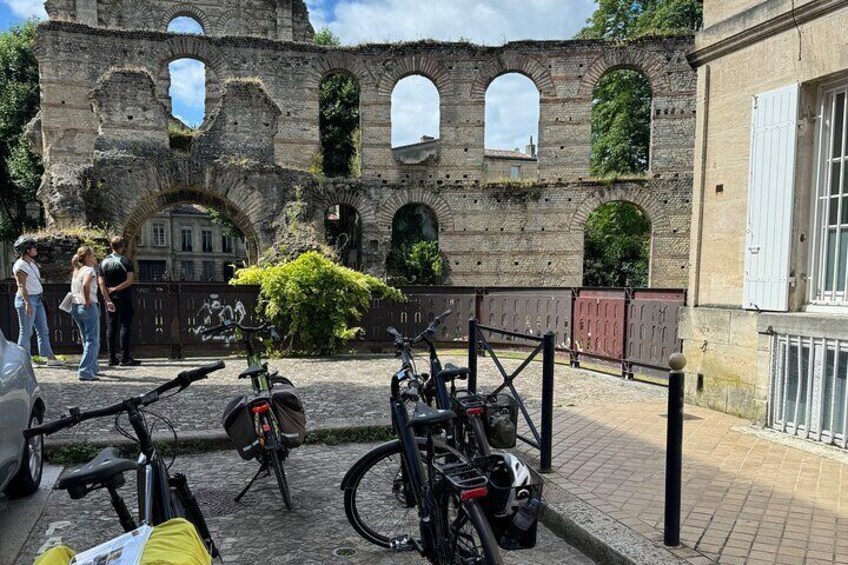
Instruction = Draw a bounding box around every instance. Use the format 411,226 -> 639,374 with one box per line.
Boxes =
479,454 -> 544,551
222,395 -> 260,461
484,394 -> 519,449
270,377 -> 307,448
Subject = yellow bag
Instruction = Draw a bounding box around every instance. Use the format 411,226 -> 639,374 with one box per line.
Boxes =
31,519 -> 210,565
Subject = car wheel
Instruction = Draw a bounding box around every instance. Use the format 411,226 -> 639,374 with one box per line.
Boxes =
4,408 -> 44,498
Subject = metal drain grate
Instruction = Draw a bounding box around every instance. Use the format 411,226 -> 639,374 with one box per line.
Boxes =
194,488 -> 259,518
332,547 -> 358,557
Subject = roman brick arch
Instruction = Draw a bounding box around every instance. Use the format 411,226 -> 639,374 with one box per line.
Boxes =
377,190 -> 454,233
162,4 -> 212,33
157,36 -> 231,74
577,47 -> 672,98
105,0 -> 158,30
376,55 -> 453,97
569,184 -> 668,233
313,188 -> 377,227
470,52 -> 556,100
306,53 -> 374,91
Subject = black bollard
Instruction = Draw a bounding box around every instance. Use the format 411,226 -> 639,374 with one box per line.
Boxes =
664,353 -> 687,547
468,318 -> 478,394
540,331 -> 555,473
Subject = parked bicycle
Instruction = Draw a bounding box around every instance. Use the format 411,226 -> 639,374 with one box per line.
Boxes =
205,319 -> 306,510
23,360 -> 226,557
342,324 -> 504,564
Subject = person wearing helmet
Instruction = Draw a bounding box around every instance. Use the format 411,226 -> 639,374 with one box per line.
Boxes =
12,236 -> 63,366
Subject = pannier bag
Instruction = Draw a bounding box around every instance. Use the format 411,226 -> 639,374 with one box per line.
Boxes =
222,395 -> 260,461
270,377 -> 307,448
484,394 -> 519,449
479,454 -> 544,551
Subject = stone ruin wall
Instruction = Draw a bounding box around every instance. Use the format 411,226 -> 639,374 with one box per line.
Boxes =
31,0 -> 696,287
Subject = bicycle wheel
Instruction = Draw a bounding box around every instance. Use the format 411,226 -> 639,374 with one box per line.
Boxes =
442,495 -> 503,565
269,447 -> 293,510
343,439 -> 450,548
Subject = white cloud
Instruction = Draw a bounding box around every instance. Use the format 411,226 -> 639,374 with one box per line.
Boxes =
392,76 -> 440,147
485,74 -> 539,151
169,59 -> 207,127
3,0 -> 46,19
311,0 -> 595,45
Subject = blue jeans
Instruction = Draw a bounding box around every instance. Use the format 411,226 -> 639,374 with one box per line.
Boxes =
14,294 -> 55,358
71,303 -> 101,380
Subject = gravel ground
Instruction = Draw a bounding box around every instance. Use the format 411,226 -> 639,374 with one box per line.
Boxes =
14,444 -> 594,565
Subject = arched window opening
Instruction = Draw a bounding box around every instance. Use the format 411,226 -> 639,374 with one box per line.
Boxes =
324,205 -> 362,269
319,73 -> 361,177
135,204 -> 248,283
167,16 -> 204,35
590,69 -> 652,177
168,58 -> 206,150
583,201 -> 651,288
391,76 -> 440,164
387,204 -> 442,285
484,73 -> 540,181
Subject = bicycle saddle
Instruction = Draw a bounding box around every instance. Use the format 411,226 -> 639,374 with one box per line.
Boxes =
239,364 -> 266,379
56,447 -> 136,499
437,363 -> 470,381
409,405 -> 456,429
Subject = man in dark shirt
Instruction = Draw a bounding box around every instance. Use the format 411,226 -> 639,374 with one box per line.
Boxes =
98,237 -> 140,366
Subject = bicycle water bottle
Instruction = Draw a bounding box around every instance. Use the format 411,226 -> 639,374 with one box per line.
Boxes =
501,497 -> 541,549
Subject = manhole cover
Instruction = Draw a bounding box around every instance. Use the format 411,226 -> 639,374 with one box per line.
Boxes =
195,488 -> 259,518
333,547 -> 358,557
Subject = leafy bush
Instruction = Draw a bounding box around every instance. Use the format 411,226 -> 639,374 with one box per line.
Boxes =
232,251 -> 403,356
387,240 -> 444,286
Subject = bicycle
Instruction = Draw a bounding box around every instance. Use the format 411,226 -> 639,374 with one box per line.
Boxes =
23,360 -> 226,558
203,319 -> 304,510
342,324 -> 504,564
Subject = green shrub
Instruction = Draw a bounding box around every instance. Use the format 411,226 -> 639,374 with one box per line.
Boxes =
387,240 -> 444,286
232,251 -> 403,356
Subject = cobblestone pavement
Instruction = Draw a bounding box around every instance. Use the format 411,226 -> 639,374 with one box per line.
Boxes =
35,353 -> 661,442
14,444 -> 594,565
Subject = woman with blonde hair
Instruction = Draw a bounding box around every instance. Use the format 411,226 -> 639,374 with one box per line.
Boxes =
70,246 -> 101,381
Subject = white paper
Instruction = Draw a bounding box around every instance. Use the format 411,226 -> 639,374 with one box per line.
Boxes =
69,525 -> 154,565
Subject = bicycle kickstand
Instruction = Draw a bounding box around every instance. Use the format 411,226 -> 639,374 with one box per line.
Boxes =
234,464 -> 269,502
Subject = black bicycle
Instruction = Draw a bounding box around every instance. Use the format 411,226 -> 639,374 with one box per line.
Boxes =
23,361 -> 226,557
342,325 -> 503,564
206,319 -> 304,510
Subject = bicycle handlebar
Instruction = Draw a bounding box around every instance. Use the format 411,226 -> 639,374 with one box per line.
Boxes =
23,360 -> 226,439
201,320 -> 280,341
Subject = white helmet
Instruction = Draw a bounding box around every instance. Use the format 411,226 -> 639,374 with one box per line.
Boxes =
494,453 -> 534,516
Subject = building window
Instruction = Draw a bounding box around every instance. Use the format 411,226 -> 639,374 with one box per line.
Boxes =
181,227 -> 193,252
202,261 -> 215,281
222,235 -> 234,254
770,334 -> 848,447
153,224 -> 167,247
181,260 -> 195,281
202,229 -> 213,253
511,165 -> 521,179
813,83 -> 848,304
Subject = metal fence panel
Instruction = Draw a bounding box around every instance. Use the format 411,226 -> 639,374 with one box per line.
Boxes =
480,289 -> 573,349
572,289 -> 627,365
177,283 -> 261,352
626,289 -> 686,372
361,287 -> 477,343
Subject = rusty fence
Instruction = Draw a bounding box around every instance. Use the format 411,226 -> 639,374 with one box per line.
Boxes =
0,283 -> 684,377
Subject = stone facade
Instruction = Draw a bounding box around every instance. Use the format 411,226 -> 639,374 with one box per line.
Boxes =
31,1 -> 696,287
684,1 -> 848,422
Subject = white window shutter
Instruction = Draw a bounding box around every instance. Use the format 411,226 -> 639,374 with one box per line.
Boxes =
743,83 -> 799,312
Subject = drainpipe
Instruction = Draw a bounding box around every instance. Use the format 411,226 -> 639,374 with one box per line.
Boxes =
691,65 -> 711,307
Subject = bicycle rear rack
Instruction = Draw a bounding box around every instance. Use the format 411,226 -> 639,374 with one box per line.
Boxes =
453,392 -> 486,415
432,454 -> 488,491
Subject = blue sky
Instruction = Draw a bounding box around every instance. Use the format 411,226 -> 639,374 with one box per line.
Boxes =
1,0 -> 596,148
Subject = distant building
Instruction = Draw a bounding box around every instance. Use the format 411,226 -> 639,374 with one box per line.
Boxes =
392,136 -> 538,180
135,205 -> 248,282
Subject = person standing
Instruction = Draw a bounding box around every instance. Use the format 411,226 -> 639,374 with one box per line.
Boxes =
12,236 -> 63,365
70,246 -> 100,381
98,236 -> 140,367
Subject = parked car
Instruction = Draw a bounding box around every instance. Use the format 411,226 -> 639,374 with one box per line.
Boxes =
0,328 -> 44,497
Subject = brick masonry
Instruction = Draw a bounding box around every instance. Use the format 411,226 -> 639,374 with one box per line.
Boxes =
31,1 -> 696,288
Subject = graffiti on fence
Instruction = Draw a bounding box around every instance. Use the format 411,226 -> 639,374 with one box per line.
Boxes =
191,294 -> 248,343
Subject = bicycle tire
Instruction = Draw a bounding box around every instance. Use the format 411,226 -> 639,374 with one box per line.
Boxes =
443,496 -> 503,565
269,447 -> 293,510
344,438 -> 452,548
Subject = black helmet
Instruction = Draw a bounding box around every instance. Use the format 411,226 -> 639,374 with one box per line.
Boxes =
13,235 -> 37,256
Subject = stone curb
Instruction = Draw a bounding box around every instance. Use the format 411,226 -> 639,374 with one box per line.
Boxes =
539,483 -> 711,565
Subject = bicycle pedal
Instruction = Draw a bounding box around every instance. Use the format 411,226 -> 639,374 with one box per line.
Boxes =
388,535 -> 418,552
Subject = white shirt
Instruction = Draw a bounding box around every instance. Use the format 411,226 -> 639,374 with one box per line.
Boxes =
13,258 -> 43,296
72,266 -> 98,305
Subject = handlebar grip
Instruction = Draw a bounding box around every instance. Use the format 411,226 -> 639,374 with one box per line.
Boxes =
387,326 -> 401,339
178,360 -> 225,384
23,416 -> 72,439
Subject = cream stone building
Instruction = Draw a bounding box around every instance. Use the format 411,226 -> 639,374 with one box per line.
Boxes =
684,1 -> 848,445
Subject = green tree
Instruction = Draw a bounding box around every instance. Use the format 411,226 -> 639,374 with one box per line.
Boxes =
583,202 -> 651,287
315,27 -> 361,178
0,22 -> 43,241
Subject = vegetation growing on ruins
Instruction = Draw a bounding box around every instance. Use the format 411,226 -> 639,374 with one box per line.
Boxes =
0,22 -> 43,241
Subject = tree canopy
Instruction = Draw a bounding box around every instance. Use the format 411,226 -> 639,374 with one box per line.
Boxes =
0,22 -> 43,242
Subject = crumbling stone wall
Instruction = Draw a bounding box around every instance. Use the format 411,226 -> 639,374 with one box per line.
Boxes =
32,2 -> 696,287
